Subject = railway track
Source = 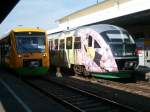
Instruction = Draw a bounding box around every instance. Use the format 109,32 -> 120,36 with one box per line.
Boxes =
23,78 -> 138,112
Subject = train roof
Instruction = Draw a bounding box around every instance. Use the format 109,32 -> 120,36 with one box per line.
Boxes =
47,24 -> 127,39
12,27 -> 45,32
77,24 -> 126,33
0,27 -> 45,40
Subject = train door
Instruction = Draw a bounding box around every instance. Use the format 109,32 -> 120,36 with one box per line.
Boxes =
0,41 -> 10,65
59,39 -> 66,67
54,39 -> 59,66
86,35 -> 102,69
66,37 -> 74,68
144,38 -> 150,67
81,35 -> 95,71
74,37 -> 81,65
86,35 -> 95,60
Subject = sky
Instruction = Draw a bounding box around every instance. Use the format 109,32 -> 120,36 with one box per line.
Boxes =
0,0 -> 104,36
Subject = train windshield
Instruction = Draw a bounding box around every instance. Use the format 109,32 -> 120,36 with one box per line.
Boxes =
100,30 -> 134,44
15,32 -> 46,53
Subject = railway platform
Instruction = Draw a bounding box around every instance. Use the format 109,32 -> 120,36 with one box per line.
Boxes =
135,66 -> 150,81
0,70 -> 71,112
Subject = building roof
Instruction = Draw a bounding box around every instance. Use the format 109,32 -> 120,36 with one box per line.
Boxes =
0,0 -> 20,23
57,0 -> 129,24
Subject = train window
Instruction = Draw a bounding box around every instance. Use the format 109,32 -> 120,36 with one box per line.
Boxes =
74,37 -> 81,49
88,35 -> 92,47
55,39 -> 58,50
49,40 -> 52,50
3,43 -> 9,56
100,30 -> 134,44
66,37 -> 72,49
59,39 -> 64,49
94,40 -> 101,48
38,37 -> 45,46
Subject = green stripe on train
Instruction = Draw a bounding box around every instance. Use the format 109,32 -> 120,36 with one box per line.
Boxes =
15,67 -> 49,76
0,64 -> 9,68
91,71 -> 133,78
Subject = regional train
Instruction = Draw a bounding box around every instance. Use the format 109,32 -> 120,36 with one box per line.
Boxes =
48,24 -> 138,78
0,28 -> 49,76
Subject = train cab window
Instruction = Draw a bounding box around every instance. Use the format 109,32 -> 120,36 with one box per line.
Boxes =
74,37 -> 81,49
101,30 -> 134,44
94,40 -> 101,48
66,37 -> 72,49
88,35 -> 92,47
55,39 -> 58,50
59,39 -> 65,49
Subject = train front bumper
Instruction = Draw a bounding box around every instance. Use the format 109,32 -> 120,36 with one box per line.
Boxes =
91,70 -> 133,78
15,67 -> 49,76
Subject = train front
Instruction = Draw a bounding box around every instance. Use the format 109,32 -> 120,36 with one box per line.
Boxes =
99,25 -> 138,78
13,29 -> 49,76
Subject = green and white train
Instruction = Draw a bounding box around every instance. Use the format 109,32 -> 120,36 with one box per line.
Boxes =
48,24 -> 138,78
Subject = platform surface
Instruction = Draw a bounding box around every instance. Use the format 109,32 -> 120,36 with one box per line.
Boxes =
0,70 -> 71,112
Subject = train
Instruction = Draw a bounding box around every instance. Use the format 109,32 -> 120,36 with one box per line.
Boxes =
0,28 -> 49,76
48,24 -> 138,78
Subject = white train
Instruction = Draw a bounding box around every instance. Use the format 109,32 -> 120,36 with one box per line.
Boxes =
48,24 -> 138,78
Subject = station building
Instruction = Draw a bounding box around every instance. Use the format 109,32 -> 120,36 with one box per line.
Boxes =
48,0 -> 150,68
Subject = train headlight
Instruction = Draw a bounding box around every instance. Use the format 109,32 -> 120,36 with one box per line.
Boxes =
129,62 -> 134,66
18,55 -> 22,58
125,61 -> 136,69
42,53 -> 47,57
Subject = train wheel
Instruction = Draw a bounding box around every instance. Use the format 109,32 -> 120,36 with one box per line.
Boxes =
73,65 -> 82,75
83,68 -> 90,76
